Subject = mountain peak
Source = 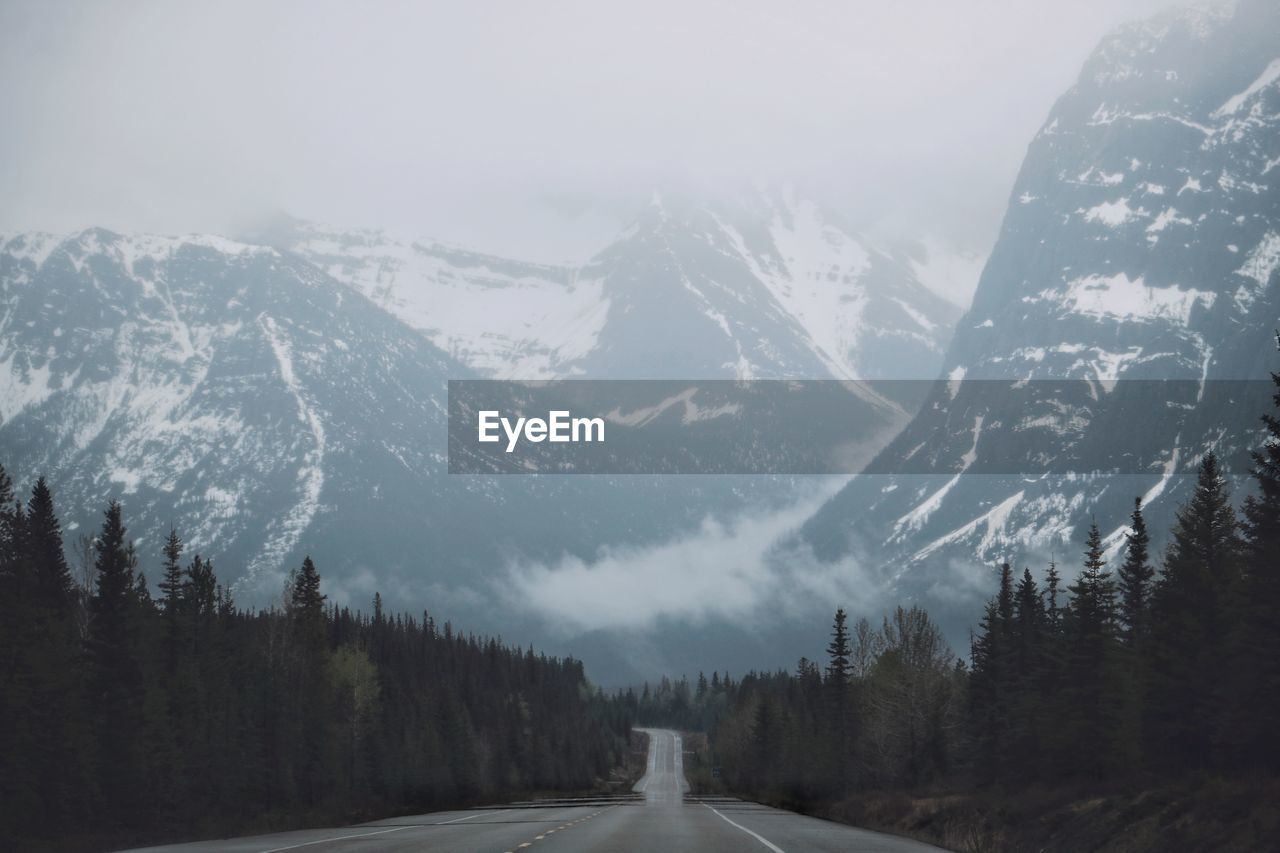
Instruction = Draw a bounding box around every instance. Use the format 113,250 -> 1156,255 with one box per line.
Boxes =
796,0 -> 1279,624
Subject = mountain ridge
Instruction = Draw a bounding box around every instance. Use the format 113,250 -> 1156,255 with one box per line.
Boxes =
796,0 -> 1280,628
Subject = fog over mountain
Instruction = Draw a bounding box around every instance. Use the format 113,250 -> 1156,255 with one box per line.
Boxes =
3,0 -> 1276,683
4,0 -> 1171,288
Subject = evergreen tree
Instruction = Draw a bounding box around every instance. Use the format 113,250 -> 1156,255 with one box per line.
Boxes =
825,607 -> 851,685
159,530 -> 184,616
157,529 -> 188,683
20,479 -> 94,825
968,563 -> 1015,781
1117,497 -> 1154,645
133,569 -> 154,612
1043,558 -> 1064,632
825,608 -> 853,790
186,554 -> 217,617
1012,568 -> 1044,657
284,555 -> 332,804
87,501 -> 148,826
291,556 -> 326,626
26,477 -> 74,611
1219,361 -> 1280,769
1008,568 -> 1046,778
1058,521 -> 1136,776
750,697 -> 780,782
0,468 -> 36,831
89,502 -> 137,645
0,474 -> 636,848
1145,453 -> 1241,770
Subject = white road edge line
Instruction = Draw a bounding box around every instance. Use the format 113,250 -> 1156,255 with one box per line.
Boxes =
438,808 -> 510,824
260,825 -> 411,852
258,807 -> 510,851
701,803 -> 787,853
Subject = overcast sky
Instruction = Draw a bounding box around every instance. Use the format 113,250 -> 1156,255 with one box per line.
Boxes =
2,0 -> 1175,273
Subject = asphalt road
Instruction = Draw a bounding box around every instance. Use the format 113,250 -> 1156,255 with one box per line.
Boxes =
120,728 -> 948,852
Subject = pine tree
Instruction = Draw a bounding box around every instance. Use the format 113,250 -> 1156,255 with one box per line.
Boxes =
285,555 -> 332,804
0,467 -> 37,832
90,501 -> 137,645
185,554 -> 217,617
1043,558 -> 1064,632
291,556 -> 326,626
133,569 -> 154,612
826,607 -> 851,686
1117,497 -> 1153,645
750,697 -> 780,783
968,563 -> 1015,781
1058,521 -> 1137,776
20,478 -> 95,826
87,500 -> 148,826
156,529 -> 188,682
1013,568 -> 1043,650
1219,361 -> 1280,769
26,477 -> 74,611
0,473 -> 637,845
1145,453 -> 1241,770
159,530 -> 184,616
1008,568 -> 1046,778
825,608 -> 853,790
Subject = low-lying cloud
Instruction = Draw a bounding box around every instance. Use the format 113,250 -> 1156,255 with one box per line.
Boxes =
498,478 -> 885,634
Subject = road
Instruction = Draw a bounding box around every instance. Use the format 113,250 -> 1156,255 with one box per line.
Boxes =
120,728 -> 947,853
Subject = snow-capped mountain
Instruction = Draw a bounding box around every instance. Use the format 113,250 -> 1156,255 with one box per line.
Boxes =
268,189 -> 961,384
0,221 -> 921,680
249,217 -> 607,378
0,229 -> 791,614
0,227 -> 475,593
575,191 -> 961,382
798,0 -> 1280,620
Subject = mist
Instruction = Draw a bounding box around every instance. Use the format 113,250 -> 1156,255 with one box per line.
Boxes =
497,478 -> 883,633
2,0 -> 1175,297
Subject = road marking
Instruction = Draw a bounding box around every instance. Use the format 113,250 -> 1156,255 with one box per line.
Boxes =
500,804 -> 615,852
259,806 -> 513,851
259,825 -> 412,852
701,803 -> 787,853
439,808 -> 510,824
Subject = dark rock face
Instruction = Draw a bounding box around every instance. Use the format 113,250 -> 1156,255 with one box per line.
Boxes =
799,0 -> 1280,620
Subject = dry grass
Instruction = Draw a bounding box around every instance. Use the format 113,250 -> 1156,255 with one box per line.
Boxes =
819,776 -> 1280,852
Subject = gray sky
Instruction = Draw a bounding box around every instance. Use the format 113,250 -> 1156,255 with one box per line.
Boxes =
2,0 -> 1175,272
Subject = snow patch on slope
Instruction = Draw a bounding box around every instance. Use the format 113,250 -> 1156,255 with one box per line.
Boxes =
1046,273 -> 1215,324
1214,57 -> 1280,116
1234,231 -> 1280,310
721,199 -> 872,379
246,316 -> 327,587
290,228 -> 608,379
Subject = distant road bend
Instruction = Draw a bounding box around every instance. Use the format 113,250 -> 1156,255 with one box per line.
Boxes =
123,728 -> 947,852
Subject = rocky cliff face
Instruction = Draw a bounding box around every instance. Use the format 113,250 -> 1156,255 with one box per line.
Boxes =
798,0 -> 1280,621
